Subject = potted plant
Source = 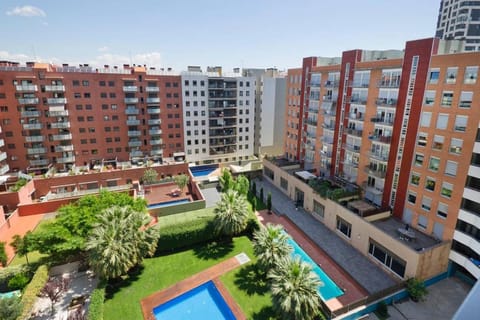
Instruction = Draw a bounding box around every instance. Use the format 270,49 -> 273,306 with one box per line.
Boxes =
406,278 -> 428,302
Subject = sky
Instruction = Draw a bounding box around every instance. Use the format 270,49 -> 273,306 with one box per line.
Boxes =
0,0 -> 441,72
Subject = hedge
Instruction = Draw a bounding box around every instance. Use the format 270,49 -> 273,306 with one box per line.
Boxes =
0,265 -> 30,293
19,265 -> 48,320
87,282 -> 105,320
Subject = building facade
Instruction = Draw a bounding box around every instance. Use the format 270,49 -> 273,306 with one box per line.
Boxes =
436,0 -> 480,51
0,62 -> 184,173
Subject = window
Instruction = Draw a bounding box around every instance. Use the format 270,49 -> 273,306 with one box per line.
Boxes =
99,81 -> 106,86
428,157 -> 440,172
417,132 -> 428,147
441,182 -> 453,198
280,177 -> 288,191
449,138 -> 463,154
421,196 -> 432,211
334,216 -> 353,239
437,203 -> 448,219
459,91 -> 473,108
464,66 -> 478,84
418,215 -> 428,229
454,115 -> 468,132
445,160 -> 458,176
436,114 -> 449,130
368,240 -> 406,278
72,80 -> 80,86
424,91 -> 435,105
82,80 -> 89,86
425,177 -> 436,191
408,192 -> 417,204
420,112 -> 432,127
410,172 -> 420,186
432,135 -> 444,150
108,81 -> 115,87
414,154 -> 424,166
440,92 -> 453,106
428,68 -> 440,84
445,67 -> 458,84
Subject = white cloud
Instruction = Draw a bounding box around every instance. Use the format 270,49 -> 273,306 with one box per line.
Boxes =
98,46 -> 109,52
6,5 -> 46,17
0,51 -> 61,65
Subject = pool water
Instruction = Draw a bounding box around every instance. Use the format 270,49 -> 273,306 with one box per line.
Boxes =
190,165 -> 218,177
153,281 -> 236,320
286,237 -> 344,300
148,198 -> 190,209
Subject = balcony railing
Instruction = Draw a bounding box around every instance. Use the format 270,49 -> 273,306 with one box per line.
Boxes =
322,123 -> 335,130
48,109 -> 69,117
145,86 -> 159,92
322,136 -> 334,144
369,152 -> 389,162
150,149 -> 163,156
146,97 -> 160,104
47,98 -> 67,105
54,145 -> 74,152
21,110 -> 41,117
369,135 -> 392,144
150,139 -> 163,145
130,150 -> 144,157
125,108 -> 140,115
126,119 -> 140,125
342,160 -> 359,168
124,97 -> 139,103
0,152 -> 7,162
349,81 -> 369,88
57,156 -> 75,163
364,165 -> 387,178
349,97 -> 368,105
0,164 -> 9,175
308,106 -> 319,114
149,129 -> 162,135
324,80 -> 340,87
346,128 -> 363,137
147,107 -> 161,114
376,98 -> 397,107
345,144 -> 361,153
128,130 -> 141,137
306,119 -> 317,126
128,140 -> 142,147
377,80 -> 400,88
45,85 -> 65,92
348,113 -> 364,121
26,135 -> 44,142
123,86 -> 138,92
27,147 -> 47,155
18,98 -> 39,104
147,119 -> 161,125
16,84 -> 38,92
30,159 -> 49,166
0,139 -> 3,148
23,123 -> 42,130
52,133 -> 72,141
51,122 -> 71,129
371,117 -> 394,126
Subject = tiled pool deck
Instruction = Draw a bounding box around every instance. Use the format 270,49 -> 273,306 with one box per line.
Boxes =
256,209 -> 369,312
140,254 -> 248,320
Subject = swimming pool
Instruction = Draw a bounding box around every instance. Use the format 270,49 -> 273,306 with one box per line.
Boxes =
0,290 -> 21,299
148,198 -> 190,209
153,280 -> 236,320
286,236 -> 344,300
190,165 -> 218,177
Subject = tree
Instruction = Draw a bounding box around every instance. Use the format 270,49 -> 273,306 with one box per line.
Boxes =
268,257 -> 322,320
86,206 -> 160,280
0,296 -> 22,320
41,276 -> 71,314
10,233 -> 32,265
260,187 -> 264,203
252,197 -> 257,212
214,190 -> 250,237
174,174 -> 189,194
29,191 -> 147,259
251,181 -> 257,196
253,224 -> 291,273
406,278 -> 428,302
219,169 -> 234,191
142,168 -> 158,185
267,192 -> 272,214
234,174 -> 250,196
0,241 -> 7,267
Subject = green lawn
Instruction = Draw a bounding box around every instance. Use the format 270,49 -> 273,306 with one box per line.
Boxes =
103,236 -> 275,320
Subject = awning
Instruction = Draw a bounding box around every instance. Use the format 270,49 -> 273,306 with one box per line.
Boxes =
295,171 -> 316,180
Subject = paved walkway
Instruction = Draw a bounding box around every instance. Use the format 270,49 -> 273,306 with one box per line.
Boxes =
255,178 -> 397,294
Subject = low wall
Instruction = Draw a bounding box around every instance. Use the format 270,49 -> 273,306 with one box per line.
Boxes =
149,199 -> 206,217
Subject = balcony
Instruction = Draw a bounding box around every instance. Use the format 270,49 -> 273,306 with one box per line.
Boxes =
0,139 -> 3,147
324,80 -> 339,88
349,81 -> 369,88
23,123 -> 42,130
348,113 -> 364,121
342,160 -> 359,168
320,150 -> 332,157
146,97 -> 160,104
148,119 -> 161,125
51,121 -> 71,129
124,97 -> 139,104
369,152 -> 389,162
322,136 -> 334,144
125,108 -> 140,115
345,144 -> 361,153
47,98 -> 67,105
54,145 -> 74,152
364,165 -> 387,179
369,135 -> 392,144
150,139 -> 163,145
123,86 -> 138,92
57,156 -> 75,163
376,98 -> 397,107
306,119 -> 318,126
52,133 -> 72,141
366,185 -> 384,195
377,80 -> 400,88
322,123 -> 336,130
128,140 -> 142,147
21,110 -> 41,117
147,107 -> 161,114
146,86 -> 160,92
45,85 -> 65,92
0,164 -> 9,175
126,119 -> 140,125
16,84 -> 38,92
346,128 -> 363,137
26,136 -> 44,142
127,130 -> 141,137
149,128 -> 162,135
48,110 -> 69,117
130,150 -> 144,158
18,98 -> 39,104
349,97 -> 367,105
0,152 -> 7,162
30,159 -> 49,166
150,149 -> 163,156
27,147 -> 47,155
371,117 -> 394,126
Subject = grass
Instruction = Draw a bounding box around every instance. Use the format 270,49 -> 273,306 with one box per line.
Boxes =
103,236 -> 275,320
158,206 -> 215,228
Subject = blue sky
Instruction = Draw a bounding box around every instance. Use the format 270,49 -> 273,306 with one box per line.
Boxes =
0,0 -> 440,71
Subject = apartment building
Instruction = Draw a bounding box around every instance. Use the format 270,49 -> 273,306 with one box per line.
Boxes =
0,62 -> 184,173
0,124 -> 9,175
181,67 -> 255,164
283,37 -> 480,281
436,0 -> 480,51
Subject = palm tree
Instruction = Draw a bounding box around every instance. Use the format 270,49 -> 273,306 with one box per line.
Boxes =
86,206 -> 160,279
268,257 -> 322,320
214,189 -> 250,237
219,169 -> 234,191
253,223 -> 292,272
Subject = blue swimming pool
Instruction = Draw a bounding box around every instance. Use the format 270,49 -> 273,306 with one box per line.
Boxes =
190,165 -> 218,177
148,198 -> 190,209
153,280 -> 236,320
0,290 -> 21,299
286,237 -> 344,301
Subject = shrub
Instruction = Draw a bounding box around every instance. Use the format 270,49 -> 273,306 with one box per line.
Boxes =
87,283 -> 106,320
19,265 -> 49,320
0,241 -> 7,267
7,273 -> 30,291
0,265 -> 30,292
9,178 -> 28,192
0,296 -> 23,320
376,301 -> 389,318
406,278 -> 428,302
